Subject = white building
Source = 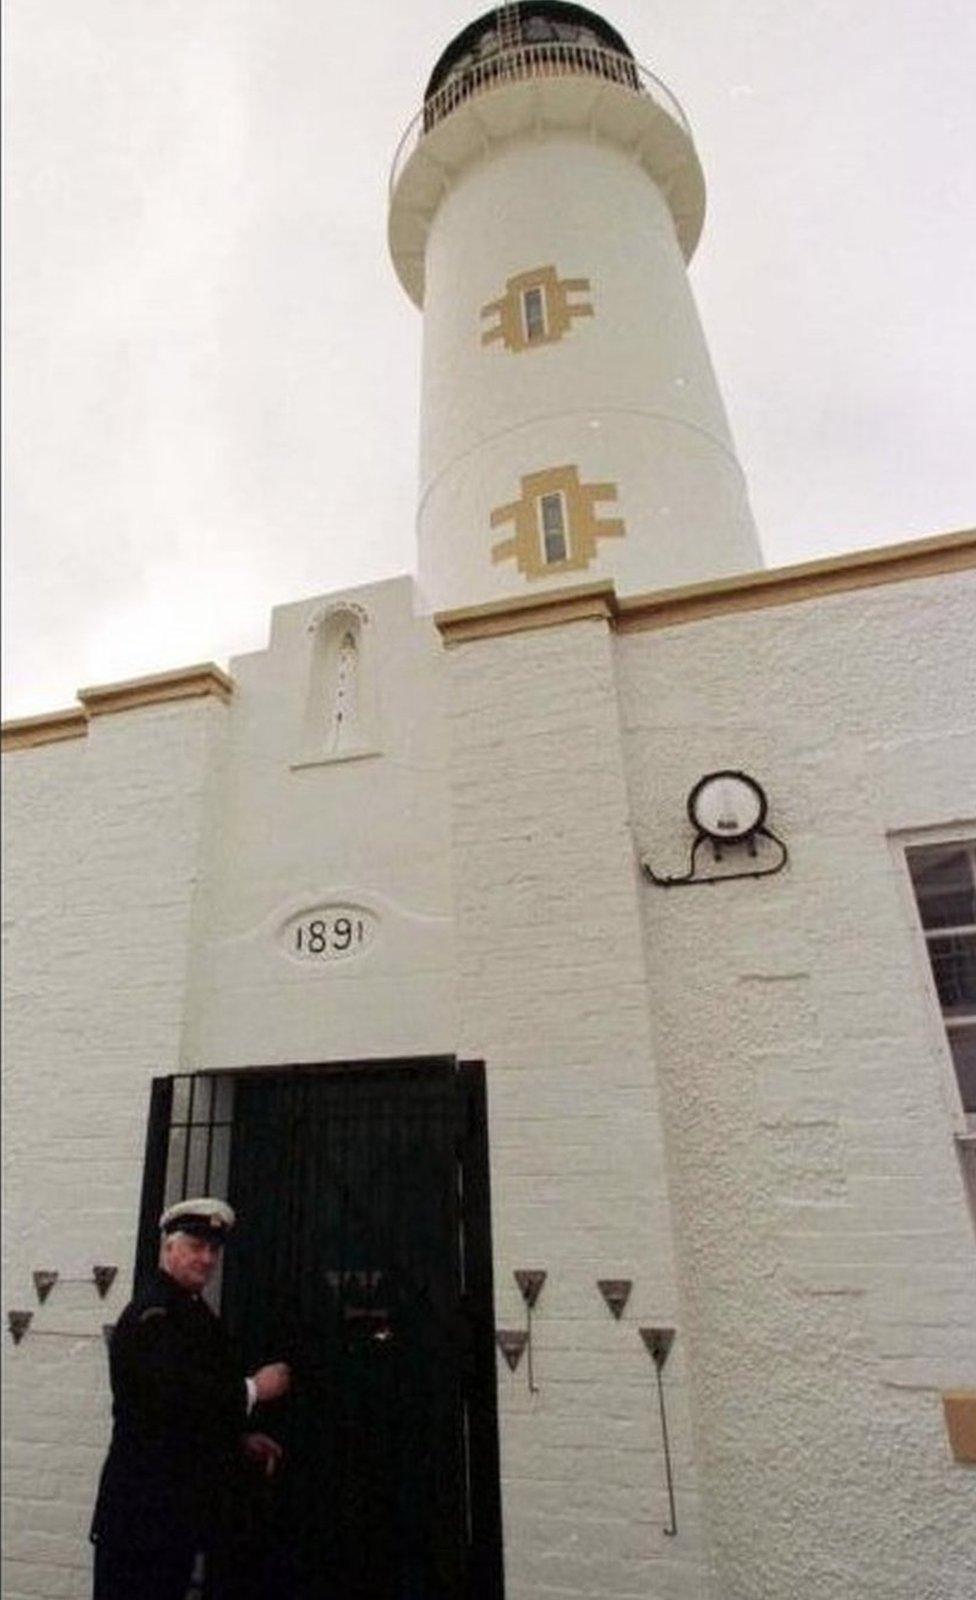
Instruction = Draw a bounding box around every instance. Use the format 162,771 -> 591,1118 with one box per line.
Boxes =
3,6 -> 975,1599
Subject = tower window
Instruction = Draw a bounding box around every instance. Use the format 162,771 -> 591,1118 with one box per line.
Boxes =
906,841 -> 976,1116
522,285 -> 547,343
539,492 -> 568,564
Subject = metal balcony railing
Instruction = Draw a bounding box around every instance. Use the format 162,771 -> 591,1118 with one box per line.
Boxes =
390,42 -> 691,197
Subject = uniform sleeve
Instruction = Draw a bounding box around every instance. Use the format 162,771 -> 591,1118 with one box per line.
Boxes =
111,1307 -> 247,1442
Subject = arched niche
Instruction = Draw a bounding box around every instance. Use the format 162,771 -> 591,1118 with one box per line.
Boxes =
295,601 -> 379,765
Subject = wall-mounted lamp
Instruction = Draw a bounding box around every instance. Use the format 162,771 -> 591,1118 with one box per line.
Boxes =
93,1267 -> 118,1299
642,771 -> 787,888
597,1279 -> 632,1319
31,1266 -> 118,1303
7,1311 -> 109,1347
496,1329 -> 528,1372
639,1326 -> 678,1536
9,1311 -> 32,1345
514,1270 -> 546,1394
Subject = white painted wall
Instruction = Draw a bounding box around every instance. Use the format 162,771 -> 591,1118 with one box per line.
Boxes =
0,576 -> 456,1600
1,697 -> 227,1600
445,617 -> 714,1600
181,575 -> 455,1068
617,569 -> 976,1599
4,565 -> 974,1600
416,133 -> 761,615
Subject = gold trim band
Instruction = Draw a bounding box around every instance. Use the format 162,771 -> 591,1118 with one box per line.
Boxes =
616,529 -> 976,634
3,663 -> 234,753
78,663 -> 233,717
436,581 -> 616,645
434,529 -> 975,645
1,708 -> 88,752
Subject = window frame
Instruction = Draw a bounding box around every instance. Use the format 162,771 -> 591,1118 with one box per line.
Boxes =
537,489 -> 569,566
521,284 -> 547,345
893,825 -> 976,1135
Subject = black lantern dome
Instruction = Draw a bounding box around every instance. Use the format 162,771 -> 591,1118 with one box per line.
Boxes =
425,3 -> 635,105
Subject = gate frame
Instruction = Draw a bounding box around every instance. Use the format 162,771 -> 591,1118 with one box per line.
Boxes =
134,1055 -> 504,1600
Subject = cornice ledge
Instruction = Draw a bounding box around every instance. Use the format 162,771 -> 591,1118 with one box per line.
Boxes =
77,662 -> 234,717
435,581 -> 618,645
1,707 -> 88,753
3,662 -> 235,751
615,528 -> 976,634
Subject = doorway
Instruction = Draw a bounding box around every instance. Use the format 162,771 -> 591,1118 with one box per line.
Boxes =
136,1058 -> 504,1600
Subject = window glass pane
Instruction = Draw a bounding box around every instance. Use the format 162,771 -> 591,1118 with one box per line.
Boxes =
540,493 -> 567,563
185,1126 -> 211,1196
190,1075 -> 213,1126
171,1076 -> 191,1126
907,846 -> 975,929
207,1124 -> 232,1199
213,1075 -> 235,1125
949,1025 -> 976,1113
164,1126 -> 188,1206
523,286 -> 545,342
926,933 -> 976,1015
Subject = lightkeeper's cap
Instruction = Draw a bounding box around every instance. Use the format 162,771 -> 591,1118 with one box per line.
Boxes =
159,1197 -> 236,1244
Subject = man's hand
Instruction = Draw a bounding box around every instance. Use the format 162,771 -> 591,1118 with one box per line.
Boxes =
242,1432 -> 284,1478
249,1361 -> 291,1403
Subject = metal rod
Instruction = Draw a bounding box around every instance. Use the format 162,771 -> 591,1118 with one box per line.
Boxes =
181,1075 -> 196,1196
19,1329 -> 106,1340
526,1302 -> 538,1394
204,1076 -> 215,1194
655,1364 -> 677,1536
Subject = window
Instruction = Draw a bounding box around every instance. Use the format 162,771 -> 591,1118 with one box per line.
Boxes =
538,491 -> 568,564
522,285 -> 546,343
906,841 -> 976,1116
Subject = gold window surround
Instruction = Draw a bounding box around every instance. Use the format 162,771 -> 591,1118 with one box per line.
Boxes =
481,266 -> 593,353
491,464 -> 624,579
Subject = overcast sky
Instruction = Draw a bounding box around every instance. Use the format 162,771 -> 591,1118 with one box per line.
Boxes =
4,0 -> 975,718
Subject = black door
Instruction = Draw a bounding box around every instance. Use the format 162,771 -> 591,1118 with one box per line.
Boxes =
136,1058 -> 503,1600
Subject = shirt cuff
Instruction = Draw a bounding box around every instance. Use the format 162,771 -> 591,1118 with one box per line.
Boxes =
245,1377 -> 257,1414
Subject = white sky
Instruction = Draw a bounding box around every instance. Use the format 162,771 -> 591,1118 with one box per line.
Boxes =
4,0 -> 975,718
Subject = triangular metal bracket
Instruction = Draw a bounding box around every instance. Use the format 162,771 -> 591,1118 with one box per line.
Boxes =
92,1266 -> 118,1300
33,1270 -> 58,1304
514,1269 -> 546,1309
639,1326 -> 675,1370
9,1310 -> 33,1344
597,1279 -> 632,1319
496,1329 -> 529,1372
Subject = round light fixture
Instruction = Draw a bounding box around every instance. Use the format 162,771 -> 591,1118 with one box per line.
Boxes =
687,770 -> 767,843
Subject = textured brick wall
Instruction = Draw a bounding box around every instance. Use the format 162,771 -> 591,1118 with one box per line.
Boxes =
2,698 -> 226,1599
617,571 -> 976,1599
5,568 -> 974,1600
445,617 -> 714,1600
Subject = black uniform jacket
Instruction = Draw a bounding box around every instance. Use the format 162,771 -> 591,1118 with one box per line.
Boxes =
91,1269 -> 248,1554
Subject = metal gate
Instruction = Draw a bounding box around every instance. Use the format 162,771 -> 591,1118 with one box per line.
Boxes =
136,1058 -> 504,1600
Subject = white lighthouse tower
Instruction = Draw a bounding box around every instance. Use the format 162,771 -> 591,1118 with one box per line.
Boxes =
389,2 -> 763,614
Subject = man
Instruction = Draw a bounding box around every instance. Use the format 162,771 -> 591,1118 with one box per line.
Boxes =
90,1198 -> 291,1600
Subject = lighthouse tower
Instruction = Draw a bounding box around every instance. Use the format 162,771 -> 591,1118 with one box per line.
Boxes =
389,2 -> 762,614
